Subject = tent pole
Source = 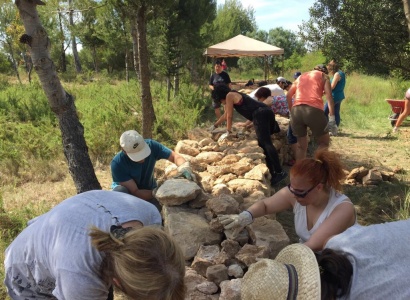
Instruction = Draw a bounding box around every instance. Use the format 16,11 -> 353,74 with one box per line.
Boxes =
282,54 -> 284,76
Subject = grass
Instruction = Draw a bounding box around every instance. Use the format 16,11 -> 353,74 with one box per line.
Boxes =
0,65 -> 410,298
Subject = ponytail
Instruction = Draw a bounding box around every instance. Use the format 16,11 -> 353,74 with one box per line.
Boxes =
291,149 -> 345,191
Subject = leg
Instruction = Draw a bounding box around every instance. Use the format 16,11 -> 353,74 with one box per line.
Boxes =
287,125 -> 298,163
253,109 -> 283,175
334,102 -> 341,126
295,135 -> 308,160
316,133 -> 331,150
394,99 -> 410,128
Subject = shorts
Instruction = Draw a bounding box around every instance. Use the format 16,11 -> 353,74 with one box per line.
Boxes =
290,105 -> 328,137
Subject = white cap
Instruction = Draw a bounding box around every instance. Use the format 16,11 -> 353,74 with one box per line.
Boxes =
120,130 -> 151,162
276,77 -> 287,83
406,88 -> 410,100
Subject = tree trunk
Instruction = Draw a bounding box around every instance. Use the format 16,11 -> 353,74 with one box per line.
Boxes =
130,18 -> 140,80
135,4 -> 155,138
16,0 -> 101,193
58,11 -> 66,72
69,0 -> 82,73
6,39 -> 22,84
403,0 -> 410,39
167,76 -> 171,101
92,45 -> 98,72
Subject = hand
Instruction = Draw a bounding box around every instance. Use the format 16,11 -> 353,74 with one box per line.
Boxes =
327,115 -> 338,136
175,161 -> 196,182
218,211 -> 253,238
218,131 -> 230,143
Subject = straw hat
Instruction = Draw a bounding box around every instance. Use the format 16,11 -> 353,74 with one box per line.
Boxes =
241,244 -> 320,300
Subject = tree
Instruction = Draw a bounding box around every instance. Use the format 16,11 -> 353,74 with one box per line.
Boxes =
15,0 -> 101,193
300,0 -> 410,75
403,0 -> 410,38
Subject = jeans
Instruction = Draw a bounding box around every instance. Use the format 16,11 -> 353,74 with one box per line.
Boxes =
252,107 -> 283,176
324,101 -> 342,126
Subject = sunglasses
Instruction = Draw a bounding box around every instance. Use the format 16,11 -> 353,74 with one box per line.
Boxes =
287,183 -> 318,198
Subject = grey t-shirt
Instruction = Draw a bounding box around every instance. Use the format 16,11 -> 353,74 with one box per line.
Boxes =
4,190 -> 162,300
325,219 -> 410,300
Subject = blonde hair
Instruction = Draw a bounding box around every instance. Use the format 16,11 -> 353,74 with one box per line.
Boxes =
90,226 -> 186,300
290,149 -> 345,191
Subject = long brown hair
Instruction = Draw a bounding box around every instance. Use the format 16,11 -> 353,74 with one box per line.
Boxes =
290,149 -> 346,191
90,226 -> 186,300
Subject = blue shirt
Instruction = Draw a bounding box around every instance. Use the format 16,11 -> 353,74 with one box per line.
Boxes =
331,70 -> 346,103
111,139 -> 172,190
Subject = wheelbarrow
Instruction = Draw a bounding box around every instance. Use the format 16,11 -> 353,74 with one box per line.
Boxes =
386,99 -> 406,127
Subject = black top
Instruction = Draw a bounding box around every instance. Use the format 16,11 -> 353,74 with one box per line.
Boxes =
232,91 -> 269,121
209,71 -> 231,87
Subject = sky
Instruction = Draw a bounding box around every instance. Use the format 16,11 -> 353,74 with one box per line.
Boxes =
216,0 -> 316,32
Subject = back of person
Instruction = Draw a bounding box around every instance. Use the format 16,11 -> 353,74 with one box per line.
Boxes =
332,70 -> 346,102
325,219 -> 410,299
249,84 -> 284,100
294,70 -> 325,110
231,91 -> 270,121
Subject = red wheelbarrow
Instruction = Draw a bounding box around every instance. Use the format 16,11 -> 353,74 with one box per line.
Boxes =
386,99 -> 406,127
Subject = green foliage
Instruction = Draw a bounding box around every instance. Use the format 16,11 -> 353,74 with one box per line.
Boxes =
211,0 -> 256,44
300,0 -> 410,76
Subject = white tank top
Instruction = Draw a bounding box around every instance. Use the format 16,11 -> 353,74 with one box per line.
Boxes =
293,188 -> 353,243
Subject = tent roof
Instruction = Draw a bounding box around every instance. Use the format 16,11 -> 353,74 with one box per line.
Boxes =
204,34 -> 284,57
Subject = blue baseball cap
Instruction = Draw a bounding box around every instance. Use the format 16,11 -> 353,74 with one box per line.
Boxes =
294,71 -> 301,79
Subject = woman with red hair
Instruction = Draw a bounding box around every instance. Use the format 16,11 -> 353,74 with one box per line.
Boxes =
219,149 -> 356,252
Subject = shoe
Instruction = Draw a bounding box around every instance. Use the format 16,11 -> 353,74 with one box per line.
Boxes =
392,127 -> 399,133
271,171 -> 288,186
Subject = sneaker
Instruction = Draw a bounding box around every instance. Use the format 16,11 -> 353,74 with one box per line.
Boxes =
271,171 -> 288,186
392,127 -> 399,133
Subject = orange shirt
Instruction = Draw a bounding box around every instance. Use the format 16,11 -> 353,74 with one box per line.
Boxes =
293,70 -> 325,111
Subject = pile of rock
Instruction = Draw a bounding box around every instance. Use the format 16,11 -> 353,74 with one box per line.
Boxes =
345,166 -> 397,186
154,120 -> 293,299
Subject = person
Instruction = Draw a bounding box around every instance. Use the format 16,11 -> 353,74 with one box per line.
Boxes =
248,77 -> 288,100
221,58 -> 228,71
241,243 -> 321,300
254,85 -> 297,166
219,149 -> 356,252
4,190 -> 186,300
209,59 -> 232,119
111,130 -> 195,202
242,218 -> 410,300
392,88 -> 410,133
286,64 -> 337,161
244,78 -> 255,87
293,71 -> 302,79
325,60 -> 346,132
210,84 -> 287,186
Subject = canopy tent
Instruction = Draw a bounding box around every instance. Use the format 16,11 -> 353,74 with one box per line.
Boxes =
204,34 -> 284,57
204,34 -> 284,81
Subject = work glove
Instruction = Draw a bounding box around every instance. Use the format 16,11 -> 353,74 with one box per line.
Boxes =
218,131 -> 230,143
218,211 -> 253,238
208,124 -> 217,131
327,115 -> 338,136
175,161 -> 196,182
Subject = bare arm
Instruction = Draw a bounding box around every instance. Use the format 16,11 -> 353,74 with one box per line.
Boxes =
286,84 -> 296,110
224,92 -> 236,132
247,187 -> 294,217
119,179 -> 154,200
167,151 -> 186,166
304,200 -> 356,251
330,72 -> 340,90
209,85 -> 214,90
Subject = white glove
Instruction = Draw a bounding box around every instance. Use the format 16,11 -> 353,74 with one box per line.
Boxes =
327,115 -> 338,136
175,161 -> 196,182
218,211 -> 253,238
208,124 -> 217,131
218,131 -> 230,143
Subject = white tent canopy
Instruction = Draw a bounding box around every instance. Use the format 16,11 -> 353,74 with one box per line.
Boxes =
204,34 -> 284,57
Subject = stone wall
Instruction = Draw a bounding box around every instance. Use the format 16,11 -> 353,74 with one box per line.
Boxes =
154,118 -> 293,300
